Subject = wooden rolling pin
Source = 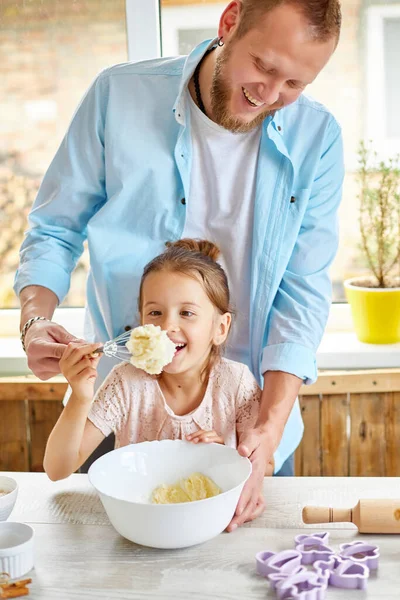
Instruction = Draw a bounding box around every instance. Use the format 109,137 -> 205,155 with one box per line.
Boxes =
302,499 -> 400,533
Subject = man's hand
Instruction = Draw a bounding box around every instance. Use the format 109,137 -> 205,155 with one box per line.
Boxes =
226,427 -> 276,532
227,371 -> 301,531
24,320 -> 85,380
186,430 -> 224,444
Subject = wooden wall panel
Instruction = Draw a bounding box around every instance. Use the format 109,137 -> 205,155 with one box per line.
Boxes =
349,393 -> 386,477
1,372 -> 400,475
296,373 -> 400,476
0,376 -> 66,472
0,379 -> 67,402
301,369 -> 400,395
29,400 -> 63,472
295,395 -> 321,476
383,391 -> 400,477
320,394 -> 349,476
0,400 -> 29,471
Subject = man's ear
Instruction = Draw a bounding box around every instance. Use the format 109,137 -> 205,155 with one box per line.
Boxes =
213,312 -> 232,346
218,1 -> 242,40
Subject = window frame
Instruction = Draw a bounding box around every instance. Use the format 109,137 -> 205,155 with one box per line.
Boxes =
366,4 -> 400,159
160,1 -> 224,55
126,0 -> 161,60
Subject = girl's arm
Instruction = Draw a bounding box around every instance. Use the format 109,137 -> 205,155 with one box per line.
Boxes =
44,392 -> 105,480
43,342 -> 104,480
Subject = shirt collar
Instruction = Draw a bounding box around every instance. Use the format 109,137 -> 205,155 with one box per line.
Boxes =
173,38 -> 216,125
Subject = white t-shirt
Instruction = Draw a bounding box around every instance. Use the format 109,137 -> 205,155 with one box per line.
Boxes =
183,92 -> 262,365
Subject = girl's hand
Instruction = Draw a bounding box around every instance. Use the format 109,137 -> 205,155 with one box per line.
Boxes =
186,430 -> 224,445
59,342 -> 102,402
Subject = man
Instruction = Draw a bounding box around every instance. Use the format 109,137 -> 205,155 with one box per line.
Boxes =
15,0 -> 344,531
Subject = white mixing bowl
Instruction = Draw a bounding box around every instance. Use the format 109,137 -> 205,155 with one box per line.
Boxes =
88,439 -> 251,549
0,476 -> 18,522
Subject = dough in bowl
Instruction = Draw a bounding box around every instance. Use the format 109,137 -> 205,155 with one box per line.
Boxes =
152,472 -> 221,504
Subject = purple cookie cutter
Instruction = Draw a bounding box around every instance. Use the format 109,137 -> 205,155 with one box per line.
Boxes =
339,541 -> 380,570
255,532 -> 378,598
256,549 -> 302,578
275,571 -> 328,600
294,532 -> 330,546
268,566 -> 307,591
314,555 -> 370,590
295,536 -> 334,565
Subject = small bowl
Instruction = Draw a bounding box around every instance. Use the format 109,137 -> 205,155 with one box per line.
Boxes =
89,440 -> 252,549
0,477 -> 18,521
0,522 -> 34,579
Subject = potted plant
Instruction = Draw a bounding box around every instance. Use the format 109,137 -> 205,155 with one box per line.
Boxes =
344,142 -> 400,343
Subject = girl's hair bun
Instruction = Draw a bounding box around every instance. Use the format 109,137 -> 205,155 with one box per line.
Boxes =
166,238 -> 220,262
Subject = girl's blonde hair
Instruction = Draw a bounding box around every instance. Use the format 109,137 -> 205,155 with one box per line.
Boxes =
139,239 -> 233,378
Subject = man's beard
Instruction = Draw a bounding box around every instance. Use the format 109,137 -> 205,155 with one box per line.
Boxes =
209,47 -> 279,134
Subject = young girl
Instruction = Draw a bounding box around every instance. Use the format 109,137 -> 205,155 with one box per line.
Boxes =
44,239 -> 262,481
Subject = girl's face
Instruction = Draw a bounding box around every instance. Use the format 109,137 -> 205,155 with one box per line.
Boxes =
141,270 -> 231,377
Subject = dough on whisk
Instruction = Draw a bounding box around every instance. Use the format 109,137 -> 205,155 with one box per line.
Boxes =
125,324 -> 176,375
152,473 -> 221,504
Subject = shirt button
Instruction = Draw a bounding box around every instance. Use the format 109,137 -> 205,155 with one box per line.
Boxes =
124,325 -> 131,331
181,198 -> 186,205
290,196 -> 296,203
277,125 -> 282,131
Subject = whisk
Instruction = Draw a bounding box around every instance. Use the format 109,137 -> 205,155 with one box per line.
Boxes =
95,325 -> 176,375
96,330 -> 133,363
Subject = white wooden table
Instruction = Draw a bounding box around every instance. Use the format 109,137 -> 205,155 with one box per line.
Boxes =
3,473 -> 400,599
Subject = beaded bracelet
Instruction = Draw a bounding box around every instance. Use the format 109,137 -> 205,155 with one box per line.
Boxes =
20,316 -> 51,352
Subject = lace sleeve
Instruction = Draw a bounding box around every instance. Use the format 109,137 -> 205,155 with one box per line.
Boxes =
235,365 -> 262,433
88,364 -> 130,437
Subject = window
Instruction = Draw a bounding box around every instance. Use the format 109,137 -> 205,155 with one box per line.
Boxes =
4,1 -> 399,313
0,0 -> 128,308
366,5 -> 400,157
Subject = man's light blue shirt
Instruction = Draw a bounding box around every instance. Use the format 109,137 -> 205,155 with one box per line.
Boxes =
15,40 -> 344,472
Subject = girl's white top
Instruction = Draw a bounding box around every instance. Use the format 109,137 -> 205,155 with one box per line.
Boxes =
88,357 -> 261,448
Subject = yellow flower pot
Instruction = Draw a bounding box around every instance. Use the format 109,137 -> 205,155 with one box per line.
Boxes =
344,277 -> 400,344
